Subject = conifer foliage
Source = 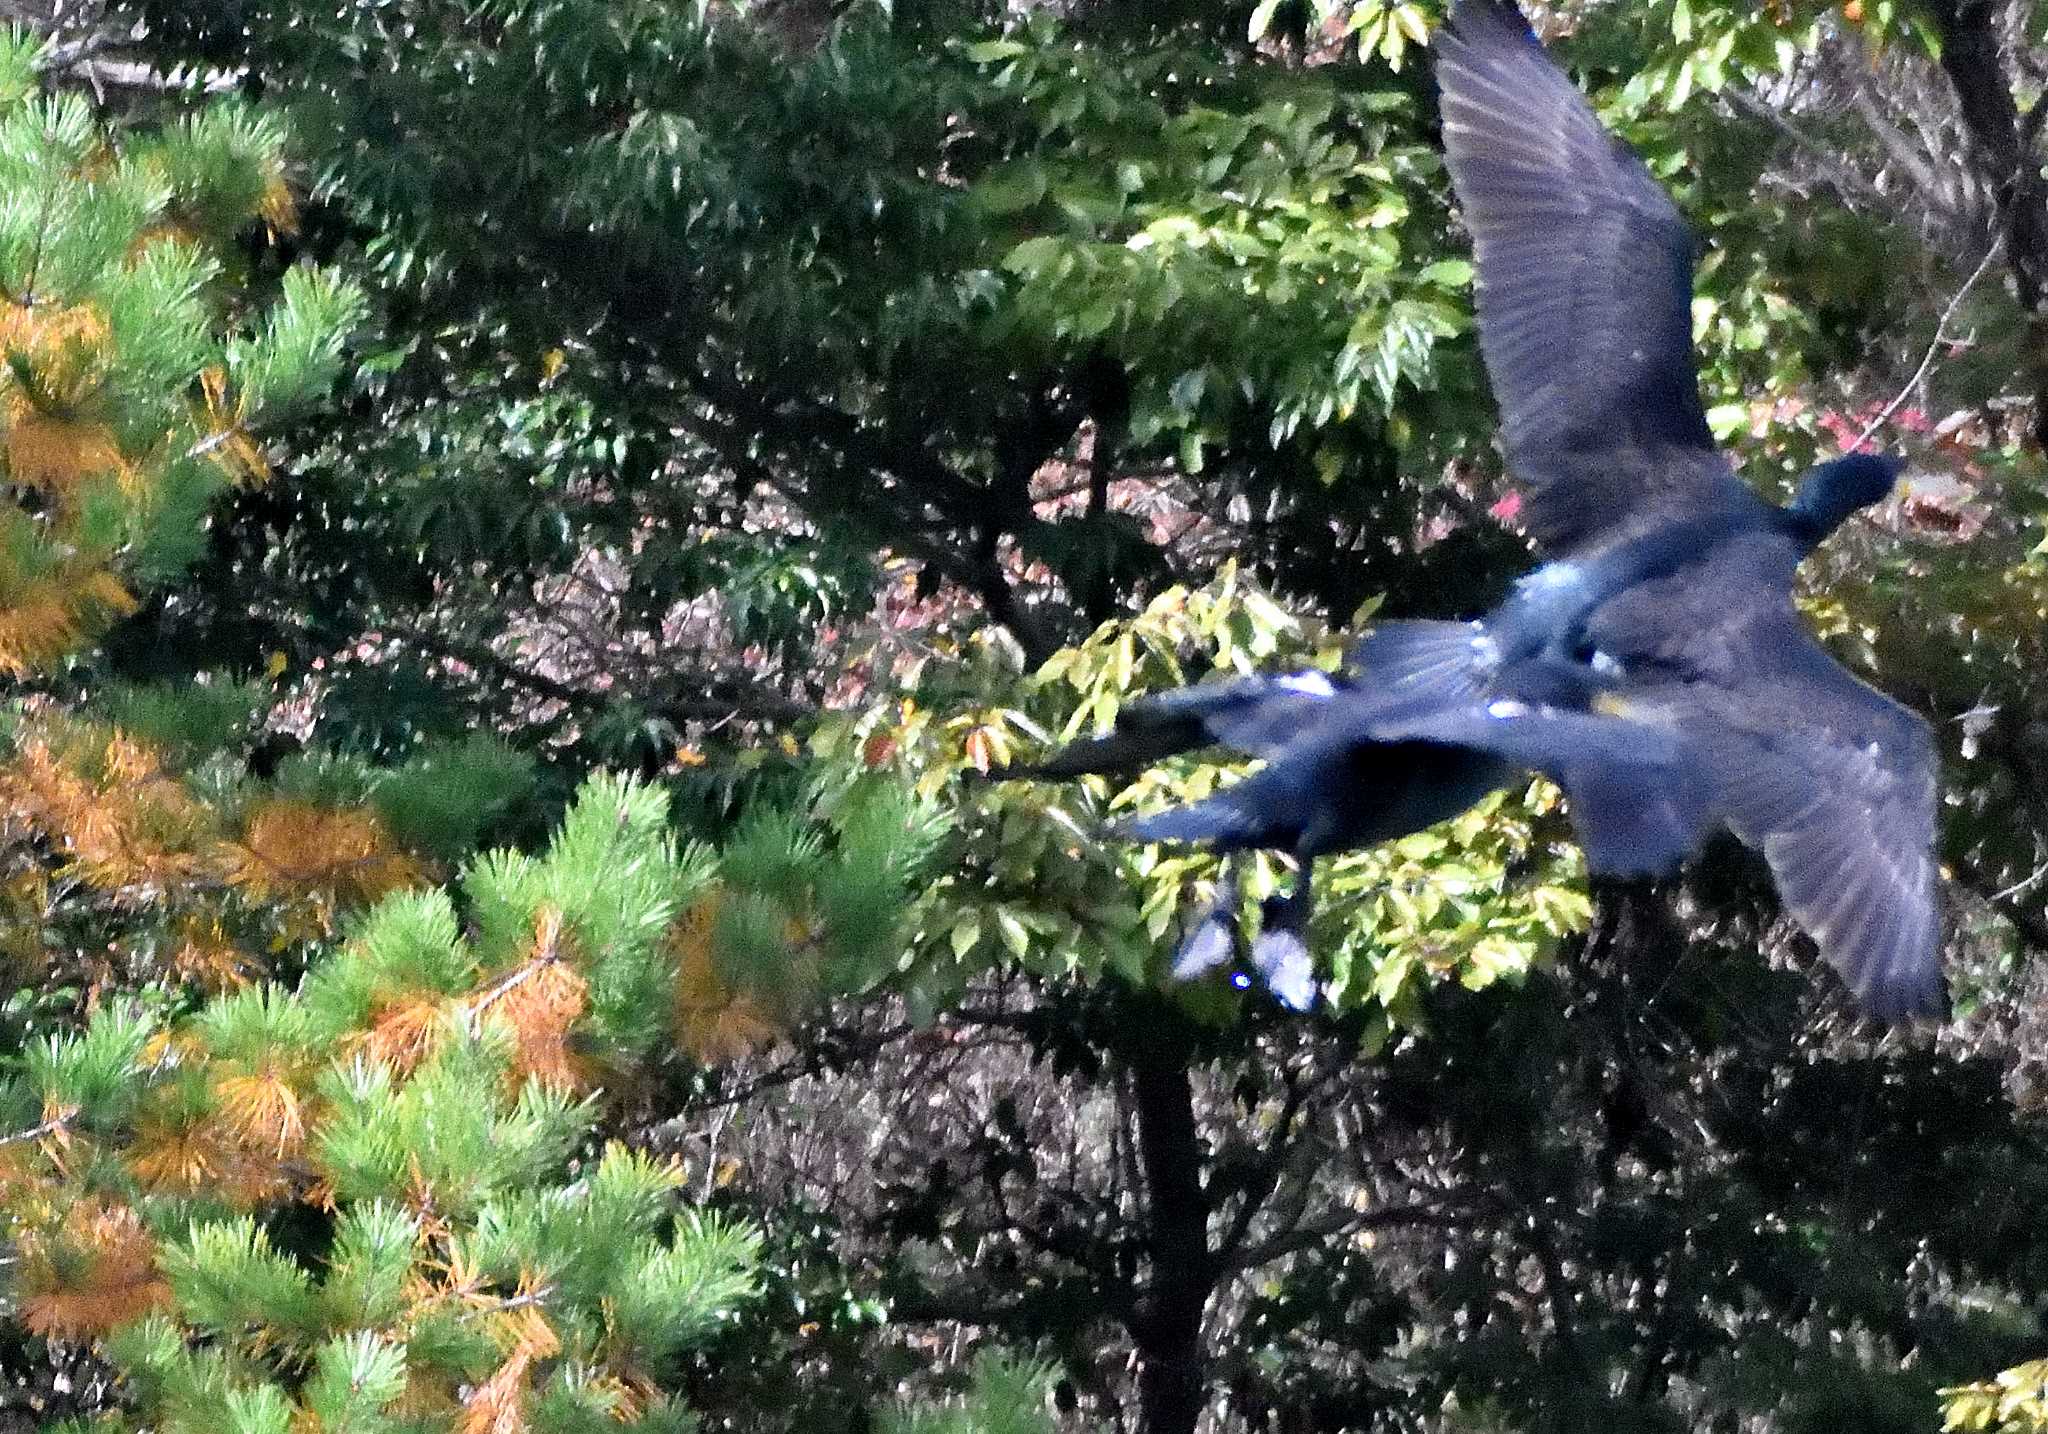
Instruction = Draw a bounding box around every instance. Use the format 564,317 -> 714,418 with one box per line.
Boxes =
0,37 -> 961,1422
879,1354 -> 1072,1434
4,772 -> 943,1432
0,30 -> 362,676
0,678 -> 938,1427
0,698 -> 531,1002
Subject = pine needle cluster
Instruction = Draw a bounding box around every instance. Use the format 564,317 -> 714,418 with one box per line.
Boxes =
0,765 -> 940,1431
0,702 -> 535,996
0,28 -> 363,676
879,1353 -> 1071,1434
673,772 -> 945,1061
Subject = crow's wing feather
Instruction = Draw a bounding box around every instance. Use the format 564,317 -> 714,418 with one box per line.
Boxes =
1436,0 -> 1762,552
1013,669 -> 1482,781
1590,541 -> 1945,1019
1683,649 -> 1940,1020
1118,726 -> 1510,857
1124,689 -> 1707,871
1006,674 -> 1339,778
1364,702 -> 1715,877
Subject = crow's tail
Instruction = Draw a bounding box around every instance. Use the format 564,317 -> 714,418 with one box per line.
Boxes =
1345,620 -> 1493,704
1116,791 -> 1272,850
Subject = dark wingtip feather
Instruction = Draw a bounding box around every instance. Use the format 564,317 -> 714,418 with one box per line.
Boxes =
1116,797 -> 1260,849
1847,954 -> 1949,1024
1859,974 -> 1950,1025
998,714 -> 1213,782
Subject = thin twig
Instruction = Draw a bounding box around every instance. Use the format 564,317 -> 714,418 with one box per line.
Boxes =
183,428 -> 238,463
1853,237 -> 2003,452
1992,853 -> 2048,904
0,1111 -> 75,1146
465,951 -> 561,1028
1958,851 -> 2048,955
455,1284 -> 558,1322
1726,88 -> 1889,211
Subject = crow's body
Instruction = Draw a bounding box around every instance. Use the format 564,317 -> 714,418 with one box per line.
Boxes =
1007,0 -> 1946,1021
1109,663 -> 1709,882
1018,655 -> 1713,1009
1389,0 -> 1944,1019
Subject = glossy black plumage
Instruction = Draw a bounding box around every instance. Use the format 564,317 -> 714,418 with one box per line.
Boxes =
1015,658 -> 1714,1009
1434,0 -> 1765,554
1580,537 -> 1942,1020
1419,0 -> 1945,1018
1001,1 -> 1944,1021
1110,672 -> 1710,882
1005,672 -> 1345,781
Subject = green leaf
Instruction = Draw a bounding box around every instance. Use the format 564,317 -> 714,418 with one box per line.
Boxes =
1706,402 -> 1749,441
973,159 -> 1048,215
950,914 -> 983,959
963,38 -> 1028,63
1666,57 -> 1696,111
995,907 -> 1030,959
1418,258 -> 1473,288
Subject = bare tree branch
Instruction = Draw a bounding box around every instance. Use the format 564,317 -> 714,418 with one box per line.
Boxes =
1855,237 -> 2004,451
1725,88 -> 1889,213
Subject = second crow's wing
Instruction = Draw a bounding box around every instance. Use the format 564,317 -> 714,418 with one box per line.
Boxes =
1368,700 -> 1715,878
1436,0 -> 1764,553
1590,541 -> 1945,1020
1006,672 -> 1344,779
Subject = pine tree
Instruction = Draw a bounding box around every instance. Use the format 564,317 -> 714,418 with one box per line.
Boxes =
0,31 -> 362,675
4,768 -> 941,1432
0,30 -> 948,1429
879,1353 -> 1078,1434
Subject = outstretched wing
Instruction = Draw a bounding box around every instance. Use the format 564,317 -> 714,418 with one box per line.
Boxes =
1689,648 -> 1941,1020
1003,672 -> 1343,779
1593,545 -> 1945,1020
1116,731 -> 1504,857
1435,0 -> 1760,553
1369,701 -> 1715,879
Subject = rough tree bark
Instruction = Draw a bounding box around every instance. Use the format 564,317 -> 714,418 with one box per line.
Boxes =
1921,0 -> 2048,452
1128,1023 -> 1213,1434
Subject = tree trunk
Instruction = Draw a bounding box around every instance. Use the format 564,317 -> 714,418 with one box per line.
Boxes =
1923,0 -> 2048,452
1128,1030 -> 1212,1434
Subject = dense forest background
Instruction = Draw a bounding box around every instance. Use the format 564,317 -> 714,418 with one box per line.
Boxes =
0,0 -> 2042,1429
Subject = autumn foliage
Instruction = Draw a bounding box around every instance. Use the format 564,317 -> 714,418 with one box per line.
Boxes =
1,772 -> 872,1429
